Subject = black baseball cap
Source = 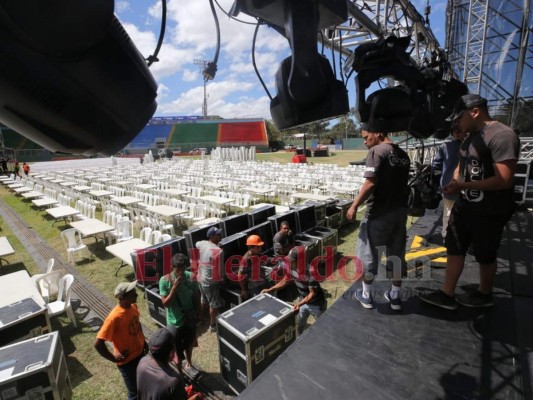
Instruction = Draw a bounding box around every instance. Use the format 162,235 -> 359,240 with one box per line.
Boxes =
148,325 -> 177,358
446,94 -> 487,121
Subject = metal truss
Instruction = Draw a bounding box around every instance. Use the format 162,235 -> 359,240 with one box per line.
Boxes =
319,0 -> 443,75
464,0 -> 488,93
446,0 -> 533,131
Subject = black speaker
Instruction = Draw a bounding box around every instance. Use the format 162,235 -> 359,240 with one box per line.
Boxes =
0,1 -> 157,155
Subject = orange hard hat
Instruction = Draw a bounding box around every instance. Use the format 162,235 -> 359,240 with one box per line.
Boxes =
246,235 -> 264,246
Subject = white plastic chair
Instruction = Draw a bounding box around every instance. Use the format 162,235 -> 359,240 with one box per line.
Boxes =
149,230 -> 162,245
61,228 -> 89,262
46,274 -> 77,327
140,226 -> 152,242
116,220 -> 134,242
157,233 -> 172,244
34,270 -> 62,303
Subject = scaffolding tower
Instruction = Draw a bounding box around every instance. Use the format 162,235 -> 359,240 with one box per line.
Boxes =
445,0 -> 533,133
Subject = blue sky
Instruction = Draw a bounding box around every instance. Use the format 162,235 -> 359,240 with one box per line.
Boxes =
116,0 -> 448,121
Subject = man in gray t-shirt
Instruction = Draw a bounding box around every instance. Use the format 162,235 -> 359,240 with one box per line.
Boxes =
419,94 -> 520,310
195,227 -> 225,332
347,123 -> 410,311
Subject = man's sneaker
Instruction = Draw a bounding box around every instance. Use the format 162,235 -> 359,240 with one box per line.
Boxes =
354,289 -> 373,309
456,291 -> 494,308
208,325 -> 217,333
418,289 -> 458,310
384,290 -> 402,311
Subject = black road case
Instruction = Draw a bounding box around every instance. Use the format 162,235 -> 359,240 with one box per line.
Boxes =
0,331 -> 72,400
217,294 -> 296,394
145,285 -> 167,327
0,297 -> 51,347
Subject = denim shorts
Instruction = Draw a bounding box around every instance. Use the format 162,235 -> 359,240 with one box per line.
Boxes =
199,283 -> 225,309
356,208 -> 408,280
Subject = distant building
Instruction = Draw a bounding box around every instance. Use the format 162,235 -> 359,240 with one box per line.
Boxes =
125,117 -> 268,153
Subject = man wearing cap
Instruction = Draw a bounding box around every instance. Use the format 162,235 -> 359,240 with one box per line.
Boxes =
159,253 -> 200,374
196,226 -> 225,332
238,234 -> 269,300
346,122 -> 411,311
419,94 -> 520,309
432,126 -> 467,239
262,247 -> 326,335
273,221 -> 295,256
137,326 -> 201,400
94,281 -> 147,400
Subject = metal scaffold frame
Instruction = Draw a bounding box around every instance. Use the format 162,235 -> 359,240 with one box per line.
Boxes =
320,0 -> 442,74
446,0 -> 533,132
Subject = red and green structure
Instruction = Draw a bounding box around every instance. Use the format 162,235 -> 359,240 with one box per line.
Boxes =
127,117 -> 268,153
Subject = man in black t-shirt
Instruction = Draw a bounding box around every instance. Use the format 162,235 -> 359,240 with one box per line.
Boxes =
137,326 -> 200,400
419,94 -> 520,310
347,122 -> 411,311
262,247 -> 326,335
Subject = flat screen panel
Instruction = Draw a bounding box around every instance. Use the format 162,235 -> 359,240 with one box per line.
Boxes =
296,205 -> 317,232
221,213 -> 250,237
219,233 -> 248,284
268,211 -> 299,234
183,223 -> 220,250
132,236 -> 187,285
248,205 -> 276,226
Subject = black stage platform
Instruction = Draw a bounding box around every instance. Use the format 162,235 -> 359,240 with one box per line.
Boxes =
239,209 -> 533,399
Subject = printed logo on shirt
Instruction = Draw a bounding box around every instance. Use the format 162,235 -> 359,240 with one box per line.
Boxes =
388,153 -> 410,167
464,159 -> 484,202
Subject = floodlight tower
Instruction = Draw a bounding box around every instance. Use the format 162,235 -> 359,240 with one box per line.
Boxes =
193,58 -> 209,118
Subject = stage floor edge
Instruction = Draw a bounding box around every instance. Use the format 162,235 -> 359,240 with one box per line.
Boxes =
238,209 -> 533,399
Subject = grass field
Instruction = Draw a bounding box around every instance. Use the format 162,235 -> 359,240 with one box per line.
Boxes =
0,151 -> 370,399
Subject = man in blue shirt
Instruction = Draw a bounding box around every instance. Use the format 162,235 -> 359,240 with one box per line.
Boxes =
432,127 -> 466,238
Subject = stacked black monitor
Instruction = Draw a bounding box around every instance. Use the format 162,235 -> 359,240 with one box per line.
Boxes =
219,232 -> 248,287
248,204 -> 276,227
220,213 -> 250,237
268,210 -> 300,235
131,236 -> 188,288
293,205 -> 317,233
183,222 -> 220,251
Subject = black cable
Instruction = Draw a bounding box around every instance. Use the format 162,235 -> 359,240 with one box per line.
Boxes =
338,28 -> 344,85
330,26 -> 336,77
203,0 -> 220,80
252,21 -> 273,100
213,0 -> 257,25
146,0 -> 167,67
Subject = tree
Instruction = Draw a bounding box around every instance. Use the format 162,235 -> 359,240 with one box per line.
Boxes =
265,120 -> 281,142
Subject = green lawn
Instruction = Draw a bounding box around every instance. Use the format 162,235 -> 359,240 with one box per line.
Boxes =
0,152 -> 368,398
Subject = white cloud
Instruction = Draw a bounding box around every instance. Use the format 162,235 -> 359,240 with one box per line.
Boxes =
157,78 -> 271,118
115,1 -> 131,14
182,69 -> 199,82
157,83 -> 170,101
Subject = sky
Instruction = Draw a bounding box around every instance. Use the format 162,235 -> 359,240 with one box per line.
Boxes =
116,0 -> 448,122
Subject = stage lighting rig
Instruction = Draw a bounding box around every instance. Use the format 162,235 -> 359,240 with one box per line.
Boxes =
232,0 -> 350,130
351,36 -> 468,139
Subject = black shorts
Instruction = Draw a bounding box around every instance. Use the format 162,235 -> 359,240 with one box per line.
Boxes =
445,202 -> 509,264
174,325 -> 196,359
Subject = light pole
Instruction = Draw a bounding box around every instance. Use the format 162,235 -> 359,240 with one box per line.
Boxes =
193,59 -> 208,118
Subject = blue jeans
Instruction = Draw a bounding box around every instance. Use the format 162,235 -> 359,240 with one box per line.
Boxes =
117,354 -> 142,400
356,208 -> 408,281
297,303 -> 324,335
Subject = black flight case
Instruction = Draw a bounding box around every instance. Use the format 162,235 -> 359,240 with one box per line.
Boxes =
217,294 -> 296,394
